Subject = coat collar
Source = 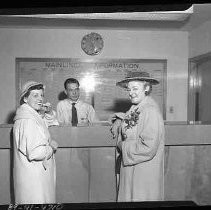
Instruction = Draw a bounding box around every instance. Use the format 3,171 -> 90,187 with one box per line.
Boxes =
14,103 -> 44,126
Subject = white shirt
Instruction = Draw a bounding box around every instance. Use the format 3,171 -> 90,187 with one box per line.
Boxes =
56,99 -> 99,125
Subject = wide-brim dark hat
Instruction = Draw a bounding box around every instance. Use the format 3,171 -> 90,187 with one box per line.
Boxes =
116,71 -> 159,88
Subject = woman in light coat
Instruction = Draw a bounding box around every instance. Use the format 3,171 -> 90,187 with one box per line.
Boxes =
13,81 -> 58,204
110,71 -> 165,202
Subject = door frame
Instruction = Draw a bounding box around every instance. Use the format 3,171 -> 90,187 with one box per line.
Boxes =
188,52 -> 211,122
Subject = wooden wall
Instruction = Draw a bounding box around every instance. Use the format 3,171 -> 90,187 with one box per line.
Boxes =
0,123 -> 211,205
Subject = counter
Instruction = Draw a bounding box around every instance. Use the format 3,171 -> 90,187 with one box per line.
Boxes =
1,123 -> 211,205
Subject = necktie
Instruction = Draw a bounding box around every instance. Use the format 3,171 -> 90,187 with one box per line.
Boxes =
71,103 -> 78,126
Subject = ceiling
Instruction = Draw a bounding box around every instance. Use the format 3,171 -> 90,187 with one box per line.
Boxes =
0,4 -> 211,31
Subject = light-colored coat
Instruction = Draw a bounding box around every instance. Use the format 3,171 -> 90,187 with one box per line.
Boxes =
117,96 -> 165,202
13,103 -> 56,204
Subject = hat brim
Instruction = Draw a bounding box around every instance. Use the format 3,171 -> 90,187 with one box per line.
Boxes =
20,82 -> 44,101
116,77 -> 159,88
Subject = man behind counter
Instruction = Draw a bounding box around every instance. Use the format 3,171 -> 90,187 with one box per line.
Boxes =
56,78 -> 99,126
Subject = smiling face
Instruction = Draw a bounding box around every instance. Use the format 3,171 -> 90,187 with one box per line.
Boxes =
127,80 -> 149,104
24,89 -> 44,111
65,82 -> 80,102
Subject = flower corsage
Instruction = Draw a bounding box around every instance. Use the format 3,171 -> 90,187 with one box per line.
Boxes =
124,108 -> 140,130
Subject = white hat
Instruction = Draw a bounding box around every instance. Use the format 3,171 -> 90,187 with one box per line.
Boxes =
20,81 -> 44,101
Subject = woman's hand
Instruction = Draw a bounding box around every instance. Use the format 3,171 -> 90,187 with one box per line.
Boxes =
39,102 -> 53,117
43,102 -> 53,115
50,140 -> 58,153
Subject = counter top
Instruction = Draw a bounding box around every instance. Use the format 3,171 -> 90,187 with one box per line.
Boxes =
1,122 -> 211,148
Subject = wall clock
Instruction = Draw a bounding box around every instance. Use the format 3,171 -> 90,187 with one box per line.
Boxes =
81,32 -> 104,56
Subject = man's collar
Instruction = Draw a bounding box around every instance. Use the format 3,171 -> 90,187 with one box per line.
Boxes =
67,99 -> 79,104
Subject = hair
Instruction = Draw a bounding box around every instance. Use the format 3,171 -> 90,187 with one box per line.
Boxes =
64,78 -> 80,90
144,82 -> 152,95
20,84 -> 44,105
